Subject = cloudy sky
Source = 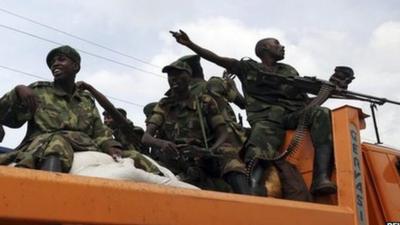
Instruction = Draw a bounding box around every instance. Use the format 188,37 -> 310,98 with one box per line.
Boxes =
0,0 -> 399,150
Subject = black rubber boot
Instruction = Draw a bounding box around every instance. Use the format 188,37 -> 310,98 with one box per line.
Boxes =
224,172 -> 253,195
249,164 -> 267,196
310,144 -> 337,195
40,155 -> 62,172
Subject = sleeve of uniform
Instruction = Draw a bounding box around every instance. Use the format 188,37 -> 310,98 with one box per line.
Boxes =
206,77 -> 225,98
146,103 -> 165,127
226,58 -> 253,81
0,88 -> 31,128
202,95 -> 226,129
89,101 -> 122,152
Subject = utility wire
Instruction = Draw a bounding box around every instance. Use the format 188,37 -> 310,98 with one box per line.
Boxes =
0,64 -> 144,108
0,23 -> 165,79
0,7 -> 161,69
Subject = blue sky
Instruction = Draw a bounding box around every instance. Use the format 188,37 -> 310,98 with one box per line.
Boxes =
0,0 -> 399,149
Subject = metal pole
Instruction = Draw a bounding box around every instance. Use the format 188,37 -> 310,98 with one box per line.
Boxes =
370,103 -> 382,144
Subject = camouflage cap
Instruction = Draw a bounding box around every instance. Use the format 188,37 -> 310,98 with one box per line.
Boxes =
143,102 -> 158,118
177,55 -> 204,78
46,45 -> 81,68
162,60 -> 192,75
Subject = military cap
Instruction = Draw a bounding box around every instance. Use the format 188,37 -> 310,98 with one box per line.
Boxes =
162,60 -> 192,74
46,45 -> 81,68
143,102 -> 158,118
103,108 -> 127,118
177,55 -> 204,78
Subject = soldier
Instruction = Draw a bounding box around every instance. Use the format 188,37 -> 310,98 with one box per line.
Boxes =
102,108 -> 146,153
142,60 -> 252,194
75,81 -> 160,174
176,55 -> 311,200
0,45 -> 122,172
170,30 -> 338,196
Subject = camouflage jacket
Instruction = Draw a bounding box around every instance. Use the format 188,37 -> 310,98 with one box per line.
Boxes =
190,77 -> 239,123
147,92 -> 226,147
230,58 -> 309,123
0,81 -> 120,152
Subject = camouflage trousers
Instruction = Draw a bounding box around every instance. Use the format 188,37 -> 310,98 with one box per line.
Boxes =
244,106 -> 332,163
121,149 -> 161,174
0,133 -> 82,172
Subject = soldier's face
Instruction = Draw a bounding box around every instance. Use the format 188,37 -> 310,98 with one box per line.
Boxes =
167,69 -> 190,93
50,54 -> 79,81
103,114 -> 115,128
264,39 -> 285,61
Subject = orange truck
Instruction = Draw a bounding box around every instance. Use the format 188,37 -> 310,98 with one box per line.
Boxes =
0,105 -> 399,225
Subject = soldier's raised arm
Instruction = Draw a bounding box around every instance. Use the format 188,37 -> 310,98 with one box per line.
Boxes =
76,81 -> 128,126
170,30 -> 239,73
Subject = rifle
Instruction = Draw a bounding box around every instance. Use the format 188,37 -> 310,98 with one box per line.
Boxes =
177,145 -> 224,161
258,72 -> 400,106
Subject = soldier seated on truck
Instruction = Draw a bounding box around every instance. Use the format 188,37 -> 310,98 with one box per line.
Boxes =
102,108 -> 147,153
142,60 -> 252,194
0,45 -> 123,172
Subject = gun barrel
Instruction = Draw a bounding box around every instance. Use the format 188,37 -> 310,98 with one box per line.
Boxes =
343,90 -> 400,106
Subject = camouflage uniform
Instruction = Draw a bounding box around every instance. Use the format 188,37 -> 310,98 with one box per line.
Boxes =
147,91 -> 234,189
189,77 -> 247,175
111,120 -> 160,174
0,81 -> 121,172
111,119 -> 145,152
229,58 -> 332,163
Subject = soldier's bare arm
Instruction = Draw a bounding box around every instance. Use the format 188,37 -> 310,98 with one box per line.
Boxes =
76,81 -> 129,126
15,85 -> 38,113
170,30 -> 239,72
142,123 -> 179,154
107,146 -> 123,161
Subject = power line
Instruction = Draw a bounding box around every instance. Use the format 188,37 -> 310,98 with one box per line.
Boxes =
0,64 -> 144,108
0,23 -> 165,79
0,7 -> 161,69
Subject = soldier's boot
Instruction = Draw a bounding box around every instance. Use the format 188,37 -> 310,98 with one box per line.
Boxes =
40,155 -> 62,172
310,144 -> 337,195
224,172 -> 252,195
249,164 -> 267,196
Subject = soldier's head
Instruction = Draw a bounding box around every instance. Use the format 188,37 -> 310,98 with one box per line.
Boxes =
177,55 -> 204,79
46,45 -> 81,82
162,60 -> 192,94
103,108 -> 127,128
255,38 -> 285,61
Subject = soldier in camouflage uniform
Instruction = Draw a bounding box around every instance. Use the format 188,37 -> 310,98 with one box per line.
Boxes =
103,108 -> 146,152
171,30 -> 337,196
142,60 -> 252,194
0,45 -> 122,172
74,81 -> 160,174
174,55 -> 251,191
